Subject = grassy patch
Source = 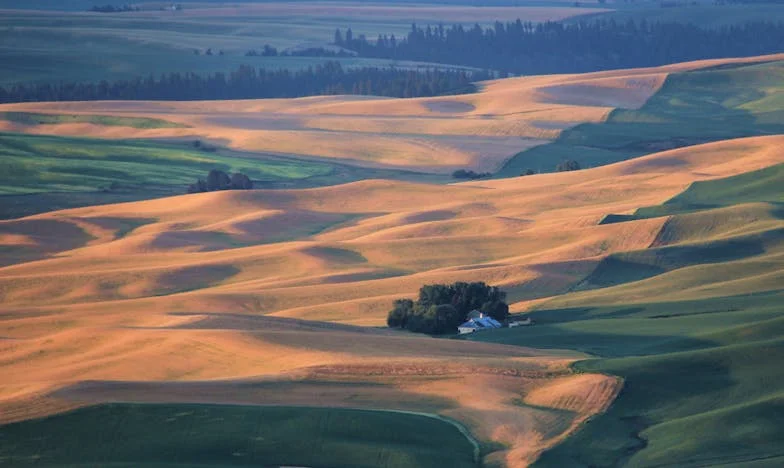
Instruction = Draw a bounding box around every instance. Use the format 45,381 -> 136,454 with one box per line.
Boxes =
499,60 -> 784,176
0,112 -> 187,129
0,403 -> 478,468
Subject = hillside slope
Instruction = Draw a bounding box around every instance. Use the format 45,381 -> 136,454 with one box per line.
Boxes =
1,134 -> 782,466
473,161 -> 784,466
500,58 -> 784,175
5,55 -> 780,178
1,54 -> 783,467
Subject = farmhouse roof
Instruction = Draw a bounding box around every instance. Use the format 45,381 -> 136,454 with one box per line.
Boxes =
459,317 -> 502,330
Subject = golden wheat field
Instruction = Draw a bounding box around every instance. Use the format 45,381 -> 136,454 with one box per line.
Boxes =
2,54 -> 783,466
3,54 -> 780,175
2,128 -> 782,465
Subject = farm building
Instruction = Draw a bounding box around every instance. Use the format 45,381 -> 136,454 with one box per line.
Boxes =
509,317 -> 533,327
458,313 -> 503,334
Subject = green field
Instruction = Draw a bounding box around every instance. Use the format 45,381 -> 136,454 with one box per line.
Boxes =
472,166 -> 784,467
499,60 -> 784,176
0,132 -> 335,195
0,112 -> 187,129
0,404 -> 478,468
0,132 -> 446,219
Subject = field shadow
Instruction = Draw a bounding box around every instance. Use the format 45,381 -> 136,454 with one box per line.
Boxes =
0,401 -> 475,468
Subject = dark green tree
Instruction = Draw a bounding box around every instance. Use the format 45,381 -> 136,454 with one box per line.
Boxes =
230,172 -> 253,190
427,304 -> 463,334
481,300 -> 510,323
387,299 -> 414,328
206,169 -> 231,191
418,284 -> 455,309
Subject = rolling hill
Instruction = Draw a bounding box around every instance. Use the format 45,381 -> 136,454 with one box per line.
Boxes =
473,161 -> 784,466
500,58 -> 784,176
1,132 -> 781,466
0,54 -> 783,467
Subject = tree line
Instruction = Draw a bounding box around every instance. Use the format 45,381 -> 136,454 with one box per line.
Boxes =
89,4 -> 139,12
0,62 -> 490,103
334,19 -> 784,75
89,3 -> 183,12
245,46 -> 355,58
387,282 -> 509,335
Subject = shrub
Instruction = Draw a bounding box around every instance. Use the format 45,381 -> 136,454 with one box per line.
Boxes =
556,160 -> 581,172
188,169 -> 253,193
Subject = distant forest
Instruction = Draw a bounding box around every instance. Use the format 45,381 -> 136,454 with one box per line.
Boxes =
335,19 -> 784,75
0,62 -> 490,103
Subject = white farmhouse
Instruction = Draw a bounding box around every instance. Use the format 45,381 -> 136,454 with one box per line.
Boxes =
457,312 -> 503,334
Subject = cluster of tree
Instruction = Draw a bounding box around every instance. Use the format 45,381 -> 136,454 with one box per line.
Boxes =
334,19 -> 784,75
193,48 -> 224,56
555,160 -> 581,172
0,62 -> 491,103
246,46 -> 354,58
89,4 -> 139,12
452,169 -> 491,180
187,169 -> 253,193
387,282 -> 509,335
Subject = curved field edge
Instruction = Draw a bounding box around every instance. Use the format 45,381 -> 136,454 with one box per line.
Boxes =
0,132 -> 447,219
471,165 -> 784,466
0,63 -> 780,466
473,293 -> 784,467
0,403 -> 480,468
499,59 -> 784,176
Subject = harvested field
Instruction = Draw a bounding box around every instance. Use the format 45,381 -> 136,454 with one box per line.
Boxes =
6,55 -> 779,177
0,59 -> 690,174
1,134 -> 782,465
